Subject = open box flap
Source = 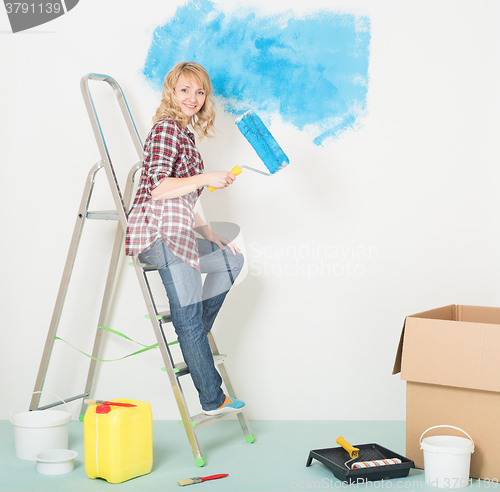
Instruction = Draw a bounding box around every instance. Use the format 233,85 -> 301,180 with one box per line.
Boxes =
400,317 -> 500,392
392,305 -> 456,376
393,305 -> 500,392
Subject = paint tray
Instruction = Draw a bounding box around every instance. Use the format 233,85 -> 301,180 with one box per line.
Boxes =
306,443 -> 414,483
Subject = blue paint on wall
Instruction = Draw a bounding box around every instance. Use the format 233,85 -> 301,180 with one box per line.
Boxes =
143,0 -> 370,145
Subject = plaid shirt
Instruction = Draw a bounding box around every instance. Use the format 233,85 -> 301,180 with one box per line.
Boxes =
125,118 -> 204,269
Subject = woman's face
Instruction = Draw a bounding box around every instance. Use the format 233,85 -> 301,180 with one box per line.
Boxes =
174,73 -> 206,118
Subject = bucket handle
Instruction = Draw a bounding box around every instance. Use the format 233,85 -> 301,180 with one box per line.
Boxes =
10,391 -> 72,424
419,425 -> 474,446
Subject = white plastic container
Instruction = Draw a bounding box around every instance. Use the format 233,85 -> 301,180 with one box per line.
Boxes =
34,449 -> 78,475
420,425 -> 474,489
10,391 -> 72,461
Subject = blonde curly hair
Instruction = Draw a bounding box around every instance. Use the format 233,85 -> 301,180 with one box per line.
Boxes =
152,61 -> 216,139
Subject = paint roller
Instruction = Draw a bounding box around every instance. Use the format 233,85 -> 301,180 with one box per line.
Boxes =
207,110 -> 289,191
336,436 -> 402,470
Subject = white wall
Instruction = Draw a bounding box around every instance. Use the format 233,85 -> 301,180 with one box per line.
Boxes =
1,0 -> 500,421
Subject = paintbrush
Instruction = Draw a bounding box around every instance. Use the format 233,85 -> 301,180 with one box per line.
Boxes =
84,399 -> 137,408
177,473 -> 228,486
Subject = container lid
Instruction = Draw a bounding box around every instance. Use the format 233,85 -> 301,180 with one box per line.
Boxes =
420,435 -> 474,455
12,410 -> 71,428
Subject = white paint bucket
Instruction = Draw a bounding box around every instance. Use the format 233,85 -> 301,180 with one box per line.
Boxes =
420,425 -> 474,489
34,449 -> 78,475
10,391 -> 72,461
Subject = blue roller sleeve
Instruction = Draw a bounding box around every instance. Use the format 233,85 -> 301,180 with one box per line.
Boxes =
235,111 -> 289,174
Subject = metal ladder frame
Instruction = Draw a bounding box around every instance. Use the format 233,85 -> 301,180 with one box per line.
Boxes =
30,73 -> 254,467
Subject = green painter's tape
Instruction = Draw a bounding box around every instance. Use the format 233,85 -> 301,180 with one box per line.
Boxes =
54,325 -> 159,362
100,326 -> 153,348
54,325 -> 178,362
55,337 -> 158,362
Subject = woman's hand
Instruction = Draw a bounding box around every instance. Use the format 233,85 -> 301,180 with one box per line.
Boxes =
203,230 -> 241,255
193,212 -> 241,255
205,171 -> 237,190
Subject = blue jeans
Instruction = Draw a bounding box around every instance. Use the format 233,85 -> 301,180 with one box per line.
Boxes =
138,237 -> 244,411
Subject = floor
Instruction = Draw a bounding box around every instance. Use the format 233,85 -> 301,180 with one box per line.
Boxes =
0,420 -> 483,492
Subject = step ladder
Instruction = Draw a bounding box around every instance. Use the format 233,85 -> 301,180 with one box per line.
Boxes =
30,73 -> 254,467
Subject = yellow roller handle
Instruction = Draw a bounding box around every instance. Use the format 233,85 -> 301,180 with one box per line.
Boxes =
208,165 -> 242,192
336,436 -> 360,459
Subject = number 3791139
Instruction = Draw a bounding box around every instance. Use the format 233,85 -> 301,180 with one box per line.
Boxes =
5,3 -> 62,14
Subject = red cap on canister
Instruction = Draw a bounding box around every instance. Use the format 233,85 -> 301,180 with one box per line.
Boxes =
96,404 -> 112,414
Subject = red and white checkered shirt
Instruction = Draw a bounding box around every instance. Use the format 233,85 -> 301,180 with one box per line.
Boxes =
125,118 -> 204,269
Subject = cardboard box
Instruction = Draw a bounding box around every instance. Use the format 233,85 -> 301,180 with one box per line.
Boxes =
393,304 -> 500,480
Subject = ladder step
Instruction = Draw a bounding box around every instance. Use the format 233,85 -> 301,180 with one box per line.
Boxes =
174,354 -> 226,377
86,210 -> 119,220
145,311 -> 172,323
37,392 -> 90,411
180,408 -> 246,430
128,262 -> 157,271
158,311 -> 171,323
162,354 -> 226,378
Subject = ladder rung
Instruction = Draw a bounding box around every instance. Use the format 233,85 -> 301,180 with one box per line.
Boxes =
157,311 -> 172,323
37,392 -> 90,411
145,311 -> 172,323
129,262 -> 148,268
128,262 -> 157,271
180,408 -> 245,430
174,354 -> 226,377
163,354 -> 226,378
86,210 -> 119,220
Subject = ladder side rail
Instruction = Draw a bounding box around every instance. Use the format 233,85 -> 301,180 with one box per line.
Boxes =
132,259 -> 204,461
77,223 -> 123,413
80,74 -> 143,232
82,73 -> 143,158
207,331 -> 220,356
218,361 -> 253,439
207,332 -> 254,440
30,161 -> 104,411
139,268 -> 176,371
113,83 -> 144,158
79,162 -> 142,418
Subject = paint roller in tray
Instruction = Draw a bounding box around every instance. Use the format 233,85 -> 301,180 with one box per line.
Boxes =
207,110 -> 289,192
336,437 -> 402,470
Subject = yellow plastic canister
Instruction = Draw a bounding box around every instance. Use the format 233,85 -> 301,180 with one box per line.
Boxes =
84,398 -> 153,484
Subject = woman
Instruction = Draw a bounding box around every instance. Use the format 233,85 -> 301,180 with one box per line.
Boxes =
126,61 -> 245,416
